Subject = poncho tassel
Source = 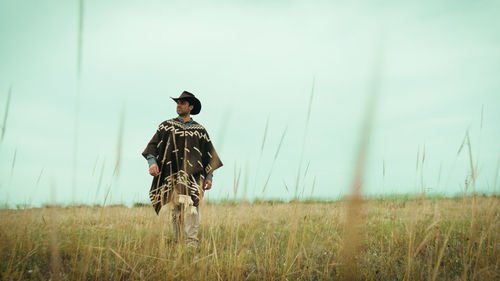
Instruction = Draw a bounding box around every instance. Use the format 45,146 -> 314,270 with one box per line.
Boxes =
177,194 -> 198,215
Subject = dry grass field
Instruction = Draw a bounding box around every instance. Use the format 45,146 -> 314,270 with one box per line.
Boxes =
0,195 -> 498,280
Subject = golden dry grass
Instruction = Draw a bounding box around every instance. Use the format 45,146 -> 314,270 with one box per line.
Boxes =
0,196 -> 498,280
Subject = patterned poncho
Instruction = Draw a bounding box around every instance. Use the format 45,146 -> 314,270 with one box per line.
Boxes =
142,118 -> 223,214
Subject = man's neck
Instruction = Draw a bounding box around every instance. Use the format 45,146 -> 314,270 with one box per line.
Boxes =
178,115 -> 192,123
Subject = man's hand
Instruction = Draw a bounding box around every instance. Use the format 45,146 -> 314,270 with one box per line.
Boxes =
204,180 -> 212,190
149,164 -> 159,177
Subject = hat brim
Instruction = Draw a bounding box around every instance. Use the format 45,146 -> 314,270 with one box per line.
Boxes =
171,97 -> 201,115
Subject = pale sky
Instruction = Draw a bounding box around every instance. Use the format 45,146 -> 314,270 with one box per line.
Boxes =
1,0 -> 499,207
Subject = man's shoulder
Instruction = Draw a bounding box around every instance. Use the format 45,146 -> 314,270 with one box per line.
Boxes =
189,120 -> 207,131
191,120 -> 205,127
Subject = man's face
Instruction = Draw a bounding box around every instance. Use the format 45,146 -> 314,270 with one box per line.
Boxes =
176,99 -> 193,116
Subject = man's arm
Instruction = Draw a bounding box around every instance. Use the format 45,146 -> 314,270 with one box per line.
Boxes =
146,154 -> 159,177
206,173 -> 213,181
204,173 -> 213,190
146,154 -> 157,167
143,125 -> 162,177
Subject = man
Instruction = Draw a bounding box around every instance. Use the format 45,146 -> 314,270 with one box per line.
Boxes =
142,91 -> 223,247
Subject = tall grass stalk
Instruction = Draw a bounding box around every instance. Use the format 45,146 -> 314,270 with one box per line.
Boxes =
457,130 -> 476,197
474,105 -> 484,186
72,92 -> 79,204
49,181 -> 61,280
4,148 -> 18,204
420,144 -> 426,201
282,179 -> 290,193
281,203 -> 299,281
1,85 -> 12,142
92,156 -> 99,176
233,162 -> 242,201
99,183 -> 113,220
430,222 -> 454,281
260,115 -> 270,155
404,202 -> 419,281
341,49 -> 382,280
72,0 -> 85,204
416,145 -> 420,171
242,161 -> 249,200
462,194 -> 478,280
113,105 -> 125,177
309,175 -> 317,198
10,148 -> 17,177
261,126 -> 287,193
293,78 -> 315,199
97,107 -> 125,214
298,161 -> 311,199
36,168 -> 44,186
382,159 -> 386,192
253,115 -> 270,192
95,158 -> 106,200
28,168 -> 45,206
466,132 -> 476,189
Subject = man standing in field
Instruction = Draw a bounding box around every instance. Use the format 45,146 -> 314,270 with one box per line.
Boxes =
142,91 -> 223,247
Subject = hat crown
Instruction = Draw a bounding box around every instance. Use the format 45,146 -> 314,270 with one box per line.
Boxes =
179,91 -> 195,99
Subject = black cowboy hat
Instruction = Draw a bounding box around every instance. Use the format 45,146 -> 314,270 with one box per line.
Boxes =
171,91 -> 202,115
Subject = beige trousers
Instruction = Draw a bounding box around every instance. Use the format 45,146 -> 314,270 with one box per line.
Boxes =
171,204 -> 199,243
